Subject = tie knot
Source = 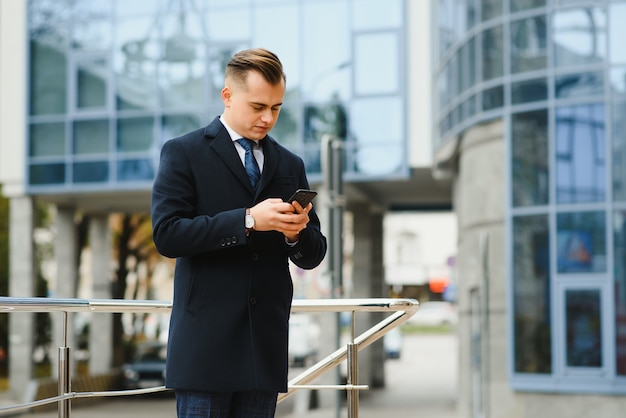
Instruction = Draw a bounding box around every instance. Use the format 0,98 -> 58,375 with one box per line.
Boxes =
237,138 -> 255,152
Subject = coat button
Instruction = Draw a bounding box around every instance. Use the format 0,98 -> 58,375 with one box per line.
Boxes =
294,252 -> 303,260
232,236 -> 238,244
249,297 -> 257,305
251,253 -> 259,261
226,237 -> 232,245
220,239 -> 226,247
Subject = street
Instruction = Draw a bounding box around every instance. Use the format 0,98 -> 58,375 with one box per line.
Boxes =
23,333 -> 459,418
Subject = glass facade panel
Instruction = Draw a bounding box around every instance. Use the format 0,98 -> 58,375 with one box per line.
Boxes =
301,1 -> 350,102
351,97 -> 403,176
117,117 -> 154,152
513,214 -> 552,374
555,72 -> 604,99
113,17 -> 159,111
555,104 -> 606,204
354,32 -> 399,95
565,289 -> 602,368
29,39 -> 67,115
610,67 -> 626,96
73,161 -> 108,183
615,210 -> 626,375
117,159 -> 154,181
460,37 -> 477,93
553,8 -> 607,68
512,109 -> 548,206
482,85 -> 504,110
614,100 -> 626,201
353,0 -> 402,30
159,13 -> 207,110
511,16 -> 547,73
74,120 -> 109,155
511,78 -> 548,104
30,122 -> 65,157
77,59 -> 107,109
29,163 -> 65,185
609,4 -> 626,64
482,25 -> 504,81
482,0 -> 503,21
162,114 -> 203,144
72,18 -> 111,51
510,0 -> 546,13
557,211 -> 606,273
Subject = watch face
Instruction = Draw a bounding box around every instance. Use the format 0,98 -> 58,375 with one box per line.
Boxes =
245,214 -> 254,229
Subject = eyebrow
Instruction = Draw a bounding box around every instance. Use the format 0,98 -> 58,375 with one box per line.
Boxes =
250,101 -> 283,108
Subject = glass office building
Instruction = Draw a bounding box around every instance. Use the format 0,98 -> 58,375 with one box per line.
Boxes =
27,0 -> 408,194
434,0 -> 626,402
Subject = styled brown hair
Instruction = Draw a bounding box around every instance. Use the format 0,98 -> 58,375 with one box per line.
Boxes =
225,48 -> 286,86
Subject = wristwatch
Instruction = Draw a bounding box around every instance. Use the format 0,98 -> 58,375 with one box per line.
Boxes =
245,208 -> 255,231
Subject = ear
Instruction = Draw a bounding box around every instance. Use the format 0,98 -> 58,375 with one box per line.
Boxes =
221,86 -> 232,107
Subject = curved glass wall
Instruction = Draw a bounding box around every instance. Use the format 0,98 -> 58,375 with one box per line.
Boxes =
435,0 -> 626,393
27,0 -> 408,192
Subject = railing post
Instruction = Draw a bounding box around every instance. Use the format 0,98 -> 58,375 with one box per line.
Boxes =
346,342 -> 359,418
58,312 -> 71,418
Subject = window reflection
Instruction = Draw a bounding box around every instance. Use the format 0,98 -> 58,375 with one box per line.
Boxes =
513,214 -> 552,374
355,32 -> 399,95
566,289 -> 602,368
511,16 -> 547,73
610,68 -> 626,96
610,4 -> 626,64
555,104 -> 606,203
613,100 -> 626,201
162,114 -> 203,144
553,8 -> 607,68
512,109 -> 548,207
30,123 -> 66,157
30,164 -> 65,185
482,0 -> 502,21
482,85 -> 503,110
557,211 -> 606,273
512,78 -> 547,104
117,117 -> 154,152
353,0 -> 401,30
30,38 -> 68,115
74,161 -> 108,183
76,58 -> 108,109
117,159 -> 154,181
555,72 -> 603,99
510,0 -> 546,13
74,120 -> 109,154
614,210 -> 626,375
482,25 -> 503,81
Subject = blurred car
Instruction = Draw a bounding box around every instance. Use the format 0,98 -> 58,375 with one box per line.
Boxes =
288,313 -> 320,367
408,301 -> 458,327
383,327 -> 403,359
122,341 -> 167,389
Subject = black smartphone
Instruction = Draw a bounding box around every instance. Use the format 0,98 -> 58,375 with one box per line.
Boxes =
286,189 -> 317,208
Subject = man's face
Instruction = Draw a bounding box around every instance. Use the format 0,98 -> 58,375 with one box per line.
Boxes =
221,70 -> 285,141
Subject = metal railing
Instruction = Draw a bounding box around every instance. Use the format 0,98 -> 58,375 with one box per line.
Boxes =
0,297 -> 419,418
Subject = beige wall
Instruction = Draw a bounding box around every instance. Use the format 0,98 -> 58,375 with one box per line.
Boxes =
0,0 -> 27,197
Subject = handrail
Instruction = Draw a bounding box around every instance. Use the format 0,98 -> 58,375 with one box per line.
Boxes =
0,297 -> 418,418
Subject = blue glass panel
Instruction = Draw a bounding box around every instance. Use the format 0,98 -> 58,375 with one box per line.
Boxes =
555,104 -> 606,203
510,0 -> 546,13
565,289 -> 602,367
511,16 -> 547,73
73,161 -> 108,183
613,100 -> 626,201
482,0 -> 502,21
355,32 -> 399,95
512,109 -> 549,206
29,40 -> 67,115
557,211 -> 606,273
117,117 -> 154,152
353,0 -> 402,30
74,120 -> 109,155
30,123 -> 65,157
513,214 -> 552,374
553,8 -> 607,68
610,67 -> 626,96
555,72 -> 604,99
512,78 -> 548,104
77,59 -> 108,109
614,210 -> 626,374
482,25 -> 504,81
610,4 -> 626,64
162,114 -> 203,144
117,159 -> 154,181
482,85 -> 504,110
29,163 -> 65,185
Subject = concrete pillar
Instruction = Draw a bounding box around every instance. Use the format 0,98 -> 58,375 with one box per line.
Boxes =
348,202 -> 386,388
8,197 -> 35,401
89,215 -> 113,374
51,206 -> 77,377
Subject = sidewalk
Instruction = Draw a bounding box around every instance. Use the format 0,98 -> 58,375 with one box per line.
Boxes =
278,333 -> 462,418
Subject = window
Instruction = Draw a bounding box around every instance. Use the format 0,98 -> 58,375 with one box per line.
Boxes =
511,16 -> 547,73
555,104 -> 606,204
553,8 -> 607,68
482,25 -> 504,81
513,214 -> 552,374
512,109 -> 549,207
556,211 -> 606,274
614,210 -> 626,375
613,100 -> 626,201
512,78 -> 548,104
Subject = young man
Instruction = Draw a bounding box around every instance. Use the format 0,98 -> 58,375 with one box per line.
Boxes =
151,48 -> 327,417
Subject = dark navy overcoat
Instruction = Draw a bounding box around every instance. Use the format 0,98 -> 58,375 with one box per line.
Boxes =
151,117 -> 327,393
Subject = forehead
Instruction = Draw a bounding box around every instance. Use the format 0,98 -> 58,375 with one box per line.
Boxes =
238,72 -> 285,104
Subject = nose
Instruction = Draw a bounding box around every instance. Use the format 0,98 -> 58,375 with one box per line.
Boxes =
260,108 -> 276,124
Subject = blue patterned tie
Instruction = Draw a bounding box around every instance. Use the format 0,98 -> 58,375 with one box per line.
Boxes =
237,138 -> 261,189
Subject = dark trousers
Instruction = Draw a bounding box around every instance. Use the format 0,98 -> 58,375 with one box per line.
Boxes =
175,390 -> 278,418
